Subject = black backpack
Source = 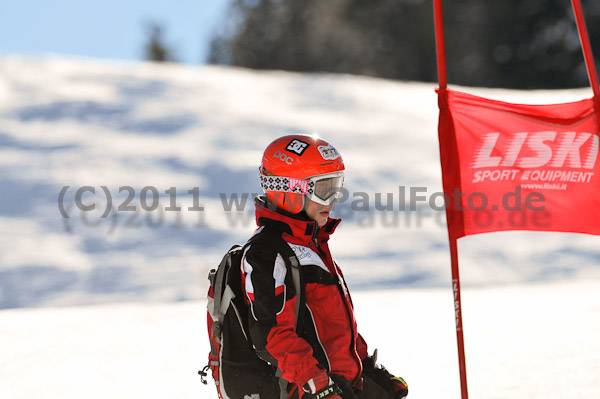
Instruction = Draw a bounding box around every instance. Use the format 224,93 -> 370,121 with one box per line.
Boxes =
201,229 -> 304,399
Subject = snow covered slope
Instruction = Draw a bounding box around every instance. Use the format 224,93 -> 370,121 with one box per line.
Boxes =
0,55 -> 598,399
0,55 -> 598,309
0,281 -> 598,399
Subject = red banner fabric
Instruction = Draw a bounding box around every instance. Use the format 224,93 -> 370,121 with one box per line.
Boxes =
437,89 -> 600,239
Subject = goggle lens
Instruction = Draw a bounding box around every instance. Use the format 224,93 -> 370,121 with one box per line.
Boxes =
312,176 -> 344,201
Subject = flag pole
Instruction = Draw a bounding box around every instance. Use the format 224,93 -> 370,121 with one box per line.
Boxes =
434,1 -> 469,398
571,0 -> 600,97
449,237 -> 468,399
434,0 -> 447,90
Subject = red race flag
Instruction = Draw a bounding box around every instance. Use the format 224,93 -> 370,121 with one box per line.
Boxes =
434,3 -> 600,399
437,89 -> 600,240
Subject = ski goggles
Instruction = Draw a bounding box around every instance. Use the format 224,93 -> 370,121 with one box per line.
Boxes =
260,171 -> 345,205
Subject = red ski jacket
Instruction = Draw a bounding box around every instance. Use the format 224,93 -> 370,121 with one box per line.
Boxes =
241,197 -> 369,394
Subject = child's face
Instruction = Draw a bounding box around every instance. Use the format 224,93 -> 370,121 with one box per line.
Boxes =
304,197 -> 333,227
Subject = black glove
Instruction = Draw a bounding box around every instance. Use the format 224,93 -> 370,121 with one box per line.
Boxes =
329,373 -> 358,399
362,350 -> 408,399
302,370 -> 343,399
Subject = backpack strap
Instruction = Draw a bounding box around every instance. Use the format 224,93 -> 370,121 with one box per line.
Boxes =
246,228 -> 305,332
210,245 -> 241,358
271,236 -> 305,333
246,228 -> 305,399
274,239 -> 305,399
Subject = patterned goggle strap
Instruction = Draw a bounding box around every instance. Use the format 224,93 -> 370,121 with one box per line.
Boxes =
260,174 -> 315,195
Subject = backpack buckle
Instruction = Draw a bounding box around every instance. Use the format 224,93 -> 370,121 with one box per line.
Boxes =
208,269 -> 217,286
198,365 -> 210,385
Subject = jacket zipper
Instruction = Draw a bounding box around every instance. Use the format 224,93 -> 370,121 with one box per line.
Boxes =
314,229 -> 362,382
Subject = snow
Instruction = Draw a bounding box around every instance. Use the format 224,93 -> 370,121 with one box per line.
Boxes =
0,55 -> 598,398
1,281 -> 598,398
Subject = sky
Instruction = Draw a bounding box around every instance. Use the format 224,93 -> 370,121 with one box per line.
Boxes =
0,0 -> 230,65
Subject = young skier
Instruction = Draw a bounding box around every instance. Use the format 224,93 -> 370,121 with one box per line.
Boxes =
242,134 -> 409,399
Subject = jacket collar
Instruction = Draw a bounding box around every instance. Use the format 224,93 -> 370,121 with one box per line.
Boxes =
254,196 -> 341,241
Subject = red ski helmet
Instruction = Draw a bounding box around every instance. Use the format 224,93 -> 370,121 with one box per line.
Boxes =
260,134 -> 345,214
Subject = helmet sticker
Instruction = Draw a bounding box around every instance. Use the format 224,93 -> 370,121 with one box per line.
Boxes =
285,139 -> 310,155
273,150 -> 294,164
318,145 -> 340,160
